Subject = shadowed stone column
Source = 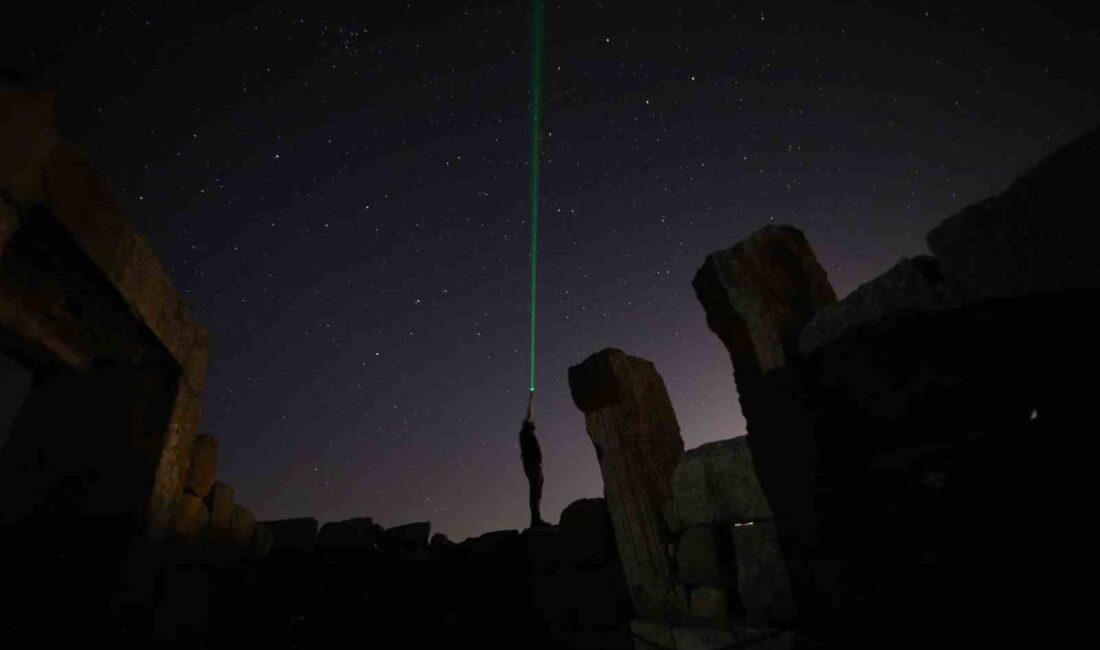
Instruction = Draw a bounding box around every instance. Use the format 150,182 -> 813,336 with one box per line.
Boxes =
568,348 -> 684,620
692,225 -> 838,633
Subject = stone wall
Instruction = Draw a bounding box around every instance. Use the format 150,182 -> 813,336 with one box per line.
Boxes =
689,125 -> 1099,646
0,86 -> 267,644
569,350 -> 799,650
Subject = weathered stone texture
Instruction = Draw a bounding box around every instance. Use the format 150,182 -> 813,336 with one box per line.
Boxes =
173,493 -> 210,545
631,619 -> 676,649
317,517 -> 380,551
148,383 -> 204,539
184,434 -> 218,498
799,256 -> 963,355
670,437 -> 772,529
693,225 -> 836,376
252,523 -> 274,558
229,505 -> 256,550
386,521 -> 431,549
672,625 -> 736,650
205,481 -> 236,542
927,124 -> 1100,302
558,497 -> 616,566
0,89 -> 211,539
690,586 -> 731,628
676,526 -> 724,587
569,348 -> 685,619
262,517 -> 319,552
732,521 -> 797,624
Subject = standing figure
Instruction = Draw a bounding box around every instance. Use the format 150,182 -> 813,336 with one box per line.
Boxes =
520,392 -> 548,528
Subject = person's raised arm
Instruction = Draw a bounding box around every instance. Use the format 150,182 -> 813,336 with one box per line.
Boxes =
525,391 -> 535,424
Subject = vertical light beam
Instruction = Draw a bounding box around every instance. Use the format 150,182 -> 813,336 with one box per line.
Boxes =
528,0 -> 544,393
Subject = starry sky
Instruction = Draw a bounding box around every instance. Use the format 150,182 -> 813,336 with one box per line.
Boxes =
3,1 -> 1097,541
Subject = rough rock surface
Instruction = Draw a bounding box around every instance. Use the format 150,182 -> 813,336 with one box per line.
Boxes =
173,493 -> 210,545
558,497 -> 616,566
459,529 -> 521,558
692,225 -> 836,375
927,125 -> 1100,301
675,526 -> 725,587
252,524 -> 275,558
317,517 -> 380,551
229,505 -> 256,550
205,481 -> 235,542
631,619 -> 675,649
569,348 -> 685,619
670,437 -> 773,529
731,521 -> 797,624
385,521 -> 431,549
799,256 -> 963,355
261,517 -> 319,552
184,434 -> 218,499
429,533 -> 452,550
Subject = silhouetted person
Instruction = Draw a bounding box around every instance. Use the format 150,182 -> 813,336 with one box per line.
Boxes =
520,392 -> 547,528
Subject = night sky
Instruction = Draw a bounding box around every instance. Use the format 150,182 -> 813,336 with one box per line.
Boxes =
3,1 -> 1097,541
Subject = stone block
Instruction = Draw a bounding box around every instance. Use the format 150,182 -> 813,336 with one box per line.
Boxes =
205,481 -> 235,542
731,520 -> 797,624
173,493 -> 209,545
693,224 -> 835,376
630,619 -> 675,649
672,437 -> 772,528
676,526 -> 725,586
799,256 -> 964,354
690,586 -> 731,628
317,517 -> 379,551
927,125 -> 1100,302
386,521 -> 431,549
672,626 -> 736,650
184,434 -> 217,498
262,517 -> 319,552
252,523 -> 274,558
229,505 -> 256,550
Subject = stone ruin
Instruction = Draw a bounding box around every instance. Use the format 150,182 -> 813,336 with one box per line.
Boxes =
2,82 -> 1095,648
567,124 -> 1099,648
1,86 -> 271,642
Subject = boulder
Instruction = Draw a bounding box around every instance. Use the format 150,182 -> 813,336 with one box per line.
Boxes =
693,225 -> 836,376
385,521 -> 431,550
558,498 -> 615,566
671,437 -> 773,528
252,523 -> 275,558
183,434 -> 217,498
262,517 -> 319,552
569,348 -> 684,619
317,517 -> 379,551
731,520 -> 797,625
229,505 -> 256,550
173,493 -> 209,545
927,125 -> 1100,302
690,586 -> 731,628
630,619 -> 675,649
672,626 -> 736,650
676,526 -> 726,587
459,529 -> 522,563
205,481 -> 235,542
799,256 -> 963,355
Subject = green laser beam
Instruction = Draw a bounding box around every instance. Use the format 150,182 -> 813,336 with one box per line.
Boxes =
528,0 -> 543,393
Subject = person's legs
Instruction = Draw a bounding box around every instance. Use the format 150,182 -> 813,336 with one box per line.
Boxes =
525,464 -> 544,527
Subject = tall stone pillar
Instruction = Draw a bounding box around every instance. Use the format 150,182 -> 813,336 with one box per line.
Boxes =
691,225 -> 840,634
568,348 -> 684,620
